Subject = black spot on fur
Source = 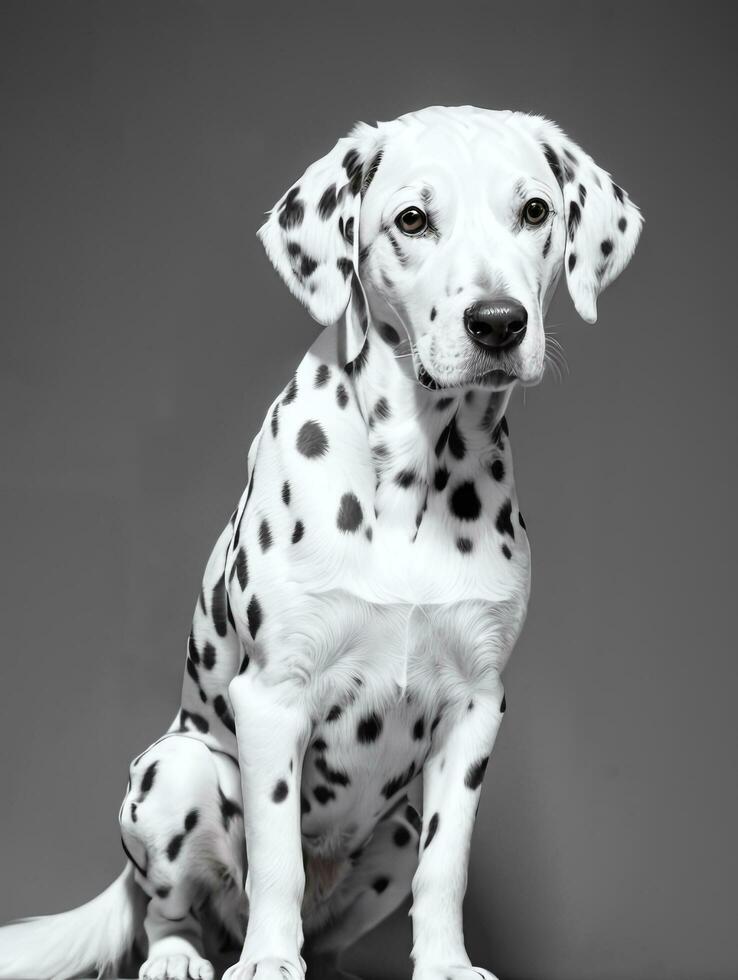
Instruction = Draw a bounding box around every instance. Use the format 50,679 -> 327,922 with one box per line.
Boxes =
272,780 -> 289,803
394,824 -> 411,847
282,376 -> 298,405
155,886 -> 171,899
300,255 -> 318,278
258,519 -> 272,552
374,397 -> 391,421
188,633 -> 200,664
343,149 -> 364,196
202,643 -> 216,669
292,521 -> 304,544
434,467 -> 449,492
247,595 -> 262,639
489,458 -> 505,481
568,252 -> 577,272
457,537 -> 473,555
167,834 -> 184,861
357,712 -> 382,743
448,416 -> 466,459
326,705 -> 342,722
502,543 -> 512,559
618,217 -> 628,233
278,187 -> 305,230
436,396 -> 455,411
465,756 -> 489,790
235,547 -> 248,590
317,184 -> 338,220
337,492 -> 363,532
337,257 -> 353,280
213,695 -> 236,734
336,383 -> 349,408
362,150 -> 383,194
450,481 -> 481,521
435,423 -> 450,457
542,144 -> 563,186
282,481 -> 291,506
315,364 -> 331,387
301,794 -> 311,815
220,789 -> 242,828
211,573 -> 229,637
312,738 -> 327,752
568,201 -> 582,241
496,499 -> 515,538
430,306 -> 437,321
406,804 -> 422,835
601,238 -> 613,256
578,183 -> 587,207
424,813 -> 439,848
297,420 -> 329,458
179,709 -> 209,734
315,757 -> 351,786
140,762 -> 157,795
382,762 -> 416,799
314,785 -> 336,805
345,333 -> 370,377
372,877 -> 390,894
184,809 -> 199,833
379,322 -> 400,346
395,469 -> 416,489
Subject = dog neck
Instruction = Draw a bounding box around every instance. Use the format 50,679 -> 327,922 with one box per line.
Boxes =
345,323 -> 512,527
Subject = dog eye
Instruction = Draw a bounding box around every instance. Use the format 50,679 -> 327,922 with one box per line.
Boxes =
395,207 -> 428,236
521,198 -> 550,226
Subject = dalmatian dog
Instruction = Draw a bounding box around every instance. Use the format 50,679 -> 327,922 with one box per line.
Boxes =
0,106 -> 642,980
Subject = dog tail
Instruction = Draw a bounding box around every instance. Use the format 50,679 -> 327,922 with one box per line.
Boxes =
0,862 -> 146,979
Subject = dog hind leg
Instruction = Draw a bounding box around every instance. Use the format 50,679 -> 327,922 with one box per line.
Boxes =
120,734 -> 246,980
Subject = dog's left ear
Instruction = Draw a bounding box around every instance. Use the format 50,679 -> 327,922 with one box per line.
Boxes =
258,123 -> 381,360
517,115 -> 644,323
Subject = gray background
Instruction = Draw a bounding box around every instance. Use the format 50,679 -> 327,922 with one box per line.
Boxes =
1,2 -> 736,978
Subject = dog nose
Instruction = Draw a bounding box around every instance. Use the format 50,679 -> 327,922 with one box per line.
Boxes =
464,297 -> 528,351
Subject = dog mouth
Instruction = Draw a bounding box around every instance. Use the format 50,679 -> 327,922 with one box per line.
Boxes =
415,357 -> 518,392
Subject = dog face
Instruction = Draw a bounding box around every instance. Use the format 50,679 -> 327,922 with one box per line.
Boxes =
259,106 -> 643,389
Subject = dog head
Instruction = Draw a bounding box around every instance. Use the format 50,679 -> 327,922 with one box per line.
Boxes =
259,106 -> 643,389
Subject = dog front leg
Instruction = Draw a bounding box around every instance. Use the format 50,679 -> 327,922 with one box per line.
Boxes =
411,677 -> 506,980
223,673 -> 310,980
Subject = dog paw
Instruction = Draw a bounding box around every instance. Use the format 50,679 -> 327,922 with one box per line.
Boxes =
222,957 -> 305,980
139,953 -> 214,980
413,966 -> 498,980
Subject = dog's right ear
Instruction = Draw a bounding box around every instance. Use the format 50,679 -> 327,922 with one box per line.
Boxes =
258,124 -> 380,331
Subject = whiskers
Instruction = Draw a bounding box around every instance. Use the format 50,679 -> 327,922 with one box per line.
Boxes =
544,328 -> 569,384
392,337 -> 418,360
